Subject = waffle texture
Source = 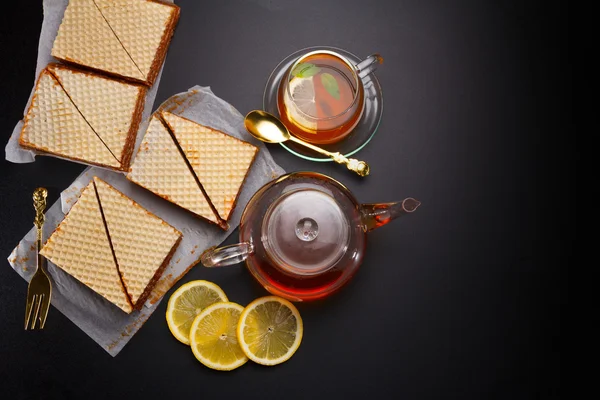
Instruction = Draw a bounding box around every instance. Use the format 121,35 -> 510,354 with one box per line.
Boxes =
48,63 -> 146,168
40,181 -> 133,313
52,0 -> 144,81
52,0 -> 180,85
94,0 -> 180,85
94,177 -> 181,307
161,112 -> 258,221
19,68 -> 121,169
127,115 -> 220,224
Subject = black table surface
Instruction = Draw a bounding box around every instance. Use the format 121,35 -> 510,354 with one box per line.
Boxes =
0,0 -> 568,398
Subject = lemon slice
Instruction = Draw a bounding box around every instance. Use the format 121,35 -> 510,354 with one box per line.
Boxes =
190,302 -> 248,371
166,280 -> 228,345
283,76 -> 318,131
237,296 -> 303,366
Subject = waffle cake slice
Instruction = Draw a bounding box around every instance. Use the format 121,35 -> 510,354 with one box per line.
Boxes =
40,180 -> 132,313
52,0 -> 180,85
48,63 -> 147,169
161,112 -> 259,222
127,114 -> 221,225
51,0 -> 144,82
93,177 -> 182,309
41,177 -> 183,313
94,0 -> 180,85
19,67 -> 121,169
19,64 -> 146,171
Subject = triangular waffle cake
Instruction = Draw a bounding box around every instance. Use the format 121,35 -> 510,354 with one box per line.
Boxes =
47,63 -> 146,168
19,68 -> 120,169
52,0 -> 180,85
51,0 -> 143,82
93,177 -> 181,309
127,115 -> 221,225
40,177 -> 182,313
94,0 -> 180,85
161,111 -> 258,222
40,180 -> 132,313
19,64 -> 146,171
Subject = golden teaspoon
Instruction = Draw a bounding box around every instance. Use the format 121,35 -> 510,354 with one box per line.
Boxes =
244,110 -> 370,177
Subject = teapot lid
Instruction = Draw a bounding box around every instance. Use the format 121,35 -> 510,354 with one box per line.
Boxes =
261,188 -> 351,276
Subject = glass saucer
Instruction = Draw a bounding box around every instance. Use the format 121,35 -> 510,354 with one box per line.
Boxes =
263,46 -> 383,162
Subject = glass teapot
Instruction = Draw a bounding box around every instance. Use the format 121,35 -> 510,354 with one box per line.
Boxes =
201,172 -> 420,301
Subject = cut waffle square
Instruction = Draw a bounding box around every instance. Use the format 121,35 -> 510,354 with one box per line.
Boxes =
127,114 -> 222,225
40,177 -> 182,313
52,0 -> 180,85
19,64 -> 147,171
161,112 -> 258,222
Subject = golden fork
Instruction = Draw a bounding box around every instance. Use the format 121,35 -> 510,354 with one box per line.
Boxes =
24,187 -> 52,330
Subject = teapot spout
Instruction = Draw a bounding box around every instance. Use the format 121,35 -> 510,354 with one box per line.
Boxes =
360,198 -> 421,232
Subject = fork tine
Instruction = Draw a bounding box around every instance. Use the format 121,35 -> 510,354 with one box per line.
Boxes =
31,295 -> 43,330
38,293 -> 50,329
24,293 -> 35,330
27,294 -> 37,330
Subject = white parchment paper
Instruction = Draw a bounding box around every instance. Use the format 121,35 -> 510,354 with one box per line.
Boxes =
5,0 -> 286,356
8,86 -> 284,356
5,0 -> 171,168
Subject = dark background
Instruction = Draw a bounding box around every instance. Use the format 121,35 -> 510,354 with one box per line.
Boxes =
0,0 -> 569,398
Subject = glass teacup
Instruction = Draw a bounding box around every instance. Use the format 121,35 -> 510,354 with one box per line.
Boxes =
277,50 -> 382,145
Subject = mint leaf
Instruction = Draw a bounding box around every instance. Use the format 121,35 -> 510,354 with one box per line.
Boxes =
291,62 -> 320,78
321,73 -> 340,100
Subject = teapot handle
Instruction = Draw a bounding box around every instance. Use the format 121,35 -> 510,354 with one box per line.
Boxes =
200,242 -> 254,268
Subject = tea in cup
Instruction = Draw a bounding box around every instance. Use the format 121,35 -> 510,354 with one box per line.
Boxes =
277,50 -> 382,145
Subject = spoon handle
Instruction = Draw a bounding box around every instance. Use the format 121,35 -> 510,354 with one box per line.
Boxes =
333,154 -> 371,177
288,136 -> 370,177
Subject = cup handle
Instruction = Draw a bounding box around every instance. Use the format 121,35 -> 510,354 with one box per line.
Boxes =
200,242 -> 254,268
356,54 -> 383,79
